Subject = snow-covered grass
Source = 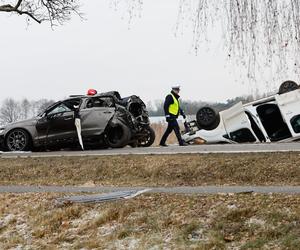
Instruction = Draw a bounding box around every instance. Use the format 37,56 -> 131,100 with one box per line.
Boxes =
0,193 -> 299,249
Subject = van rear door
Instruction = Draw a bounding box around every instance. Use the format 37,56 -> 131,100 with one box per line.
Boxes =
221,102 -> 258,142
275,89 -> 300,137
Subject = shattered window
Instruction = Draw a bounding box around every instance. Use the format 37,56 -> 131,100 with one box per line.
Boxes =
229,128 -> 256,143
48,103 -> 71,115
64,99 -> 81,110
86,97 -> 115,108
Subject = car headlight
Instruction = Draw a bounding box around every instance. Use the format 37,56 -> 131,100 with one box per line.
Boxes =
0,128 -> 5,134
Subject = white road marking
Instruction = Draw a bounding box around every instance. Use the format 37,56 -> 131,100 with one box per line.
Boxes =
0,185 -> 300,194
1,143 -> 300,158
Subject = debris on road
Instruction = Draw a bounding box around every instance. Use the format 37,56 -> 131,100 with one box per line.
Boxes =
56,189 -> 151,205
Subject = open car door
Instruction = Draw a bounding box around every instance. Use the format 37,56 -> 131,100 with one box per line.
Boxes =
275,89 -> 300,137
221,102 -> 258,143
80,96 -> 116,137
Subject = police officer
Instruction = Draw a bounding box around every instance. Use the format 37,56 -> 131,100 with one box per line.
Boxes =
159,85 -> 188,147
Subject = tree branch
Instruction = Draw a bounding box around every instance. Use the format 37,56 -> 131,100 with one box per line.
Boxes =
0,0 -> 80,25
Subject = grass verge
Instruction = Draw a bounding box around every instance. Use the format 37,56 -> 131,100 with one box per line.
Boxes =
0,152 -> 299,186
0,193 -> 299,249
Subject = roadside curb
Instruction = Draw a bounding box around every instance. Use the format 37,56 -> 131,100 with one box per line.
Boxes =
1,185 -> 300,194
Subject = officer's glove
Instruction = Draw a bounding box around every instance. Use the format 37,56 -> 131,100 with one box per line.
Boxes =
182,113 -> 187,119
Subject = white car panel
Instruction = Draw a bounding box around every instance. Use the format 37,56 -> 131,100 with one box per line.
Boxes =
182,118 -> 230,144
220,102 -> 257,140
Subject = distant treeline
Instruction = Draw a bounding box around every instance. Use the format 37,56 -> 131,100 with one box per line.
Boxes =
0,93 -> 268,125
147,93 -> 268,116
0,98 -> 55,125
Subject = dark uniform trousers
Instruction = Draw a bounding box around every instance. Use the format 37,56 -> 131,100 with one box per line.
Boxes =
160,119 -> 184,145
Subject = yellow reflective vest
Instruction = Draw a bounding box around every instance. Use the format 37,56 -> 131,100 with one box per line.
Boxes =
168,93 -> 180,116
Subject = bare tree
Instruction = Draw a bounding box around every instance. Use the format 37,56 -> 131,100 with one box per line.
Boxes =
177,0 -> 300,80
33,99 -> 55,115
0,98 -> 55,125
0,98 -> 21,125
0,0 -> 81,25
20,98 -> 31,120
1,1 -> 300,82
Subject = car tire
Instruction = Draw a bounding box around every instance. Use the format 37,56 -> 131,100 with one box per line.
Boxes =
137,126 -> 155,147
106,123 -> 131,148
278,80 -> 299,94
196,107 -> 220,131
5,129 -> 32,152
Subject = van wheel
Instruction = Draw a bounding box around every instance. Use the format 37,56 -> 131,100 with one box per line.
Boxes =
196,107 -> 220,131
106,123 -> 131,148
5,129 -> 32,152
137,126 -> 155,147
278,81 -> 299,94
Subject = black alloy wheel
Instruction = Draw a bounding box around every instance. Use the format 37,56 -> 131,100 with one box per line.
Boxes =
196,107 -> 220,130
278,80 -> 299,94
6,129 -> 31,151
137,126 -> 155,147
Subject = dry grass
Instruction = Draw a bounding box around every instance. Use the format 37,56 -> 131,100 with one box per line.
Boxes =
0,193 -> 300,249
0,152 -> 299,186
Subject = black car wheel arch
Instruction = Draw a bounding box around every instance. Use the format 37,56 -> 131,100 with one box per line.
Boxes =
105,122 -> 131,148
5,128 -> 32,152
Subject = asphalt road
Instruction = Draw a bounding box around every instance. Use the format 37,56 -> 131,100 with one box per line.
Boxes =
0,185 -> 300,194
1,142 -> 300,158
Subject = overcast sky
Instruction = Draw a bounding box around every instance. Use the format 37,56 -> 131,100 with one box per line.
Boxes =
0,0 -> 293,104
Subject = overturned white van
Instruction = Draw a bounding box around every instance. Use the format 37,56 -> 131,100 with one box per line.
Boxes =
182,81 -> 300,144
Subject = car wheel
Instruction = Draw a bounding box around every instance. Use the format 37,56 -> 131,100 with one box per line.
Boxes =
106,123 -> 131,148
196,107 -> 220,130
137,126 -> 155,147
278,80 -> 299,94
5,129 -> 32,152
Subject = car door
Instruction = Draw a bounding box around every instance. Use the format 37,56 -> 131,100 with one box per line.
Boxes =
80,97 -> 116,136
44,102 -> 76,144
275,89 -> 300,138
221,102 -> 258,142
36,114 -> 49,146
36,102 -> 60,146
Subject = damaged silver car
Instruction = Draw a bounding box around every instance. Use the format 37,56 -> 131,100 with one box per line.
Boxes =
0,91 -> 155,151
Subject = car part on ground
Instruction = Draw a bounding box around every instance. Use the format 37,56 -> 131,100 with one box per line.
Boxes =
56,189 -> 151,205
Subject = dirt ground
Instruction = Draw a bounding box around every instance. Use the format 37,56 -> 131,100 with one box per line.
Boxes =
0,193 -> 299,249
0,152 -> 299,186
